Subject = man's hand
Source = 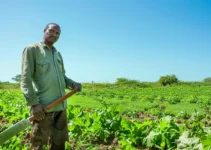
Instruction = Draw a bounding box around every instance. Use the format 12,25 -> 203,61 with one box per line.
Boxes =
31,104 -> 45,120
73,82 -> 82,92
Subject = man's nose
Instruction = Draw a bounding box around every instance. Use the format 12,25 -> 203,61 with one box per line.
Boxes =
52,32 -> 58,37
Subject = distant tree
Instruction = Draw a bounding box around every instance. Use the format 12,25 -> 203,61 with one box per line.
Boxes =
12,74 -> 21,83
115,78 -> 144,87
158,74 -> 178,86
115,78 -> 129,84
203,77 -> 211,83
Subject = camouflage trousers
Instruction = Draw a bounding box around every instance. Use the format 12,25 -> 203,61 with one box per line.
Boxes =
30,110 -> 69,150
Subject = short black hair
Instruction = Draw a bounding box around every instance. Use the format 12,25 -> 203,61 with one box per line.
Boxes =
45,23 -> 60,30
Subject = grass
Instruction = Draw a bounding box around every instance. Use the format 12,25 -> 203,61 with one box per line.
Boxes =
166,103 -> 204,114
68,95 -> 204,115
0,85 -> 207,117
68,95 -> 102,109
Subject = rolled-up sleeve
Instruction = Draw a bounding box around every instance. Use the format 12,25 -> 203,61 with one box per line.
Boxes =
21,47 -> 39,106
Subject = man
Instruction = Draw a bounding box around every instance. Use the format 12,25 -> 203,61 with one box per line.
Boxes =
21,23 -> 82,150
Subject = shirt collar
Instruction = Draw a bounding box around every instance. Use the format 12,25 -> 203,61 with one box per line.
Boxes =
40,41 -> 56,52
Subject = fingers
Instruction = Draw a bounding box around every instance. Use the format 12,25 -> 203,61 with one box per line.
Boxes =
34,110 -> 45,121
74,82 -> 82,92
31,104 -> 45,121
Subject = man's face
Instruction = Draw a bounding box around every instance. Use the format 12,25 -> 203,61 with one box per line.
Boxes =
44,24 -> 61,44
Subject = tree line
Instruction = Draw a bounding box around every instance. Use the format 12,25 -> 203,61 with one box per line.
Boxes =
1,74 -> 211,87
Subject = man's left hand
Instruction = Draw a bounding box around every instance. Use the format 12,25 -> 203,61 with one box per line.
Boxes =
73,82 -> 82,92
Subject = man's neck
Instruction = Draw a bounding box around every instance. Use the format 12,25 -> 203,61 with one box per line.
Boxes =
43,41 -> 53,49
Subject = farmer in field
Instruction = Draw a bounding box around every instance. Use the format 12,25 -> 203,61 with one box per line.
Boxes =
21,23 -> 82,150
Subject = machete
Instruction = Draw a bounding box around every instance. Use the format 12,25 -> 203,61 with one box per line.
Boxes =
0,88 -> 78,144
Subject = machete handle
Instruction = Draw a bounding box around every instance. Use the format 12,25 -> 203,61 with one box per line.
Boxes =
29,88 -> 78,122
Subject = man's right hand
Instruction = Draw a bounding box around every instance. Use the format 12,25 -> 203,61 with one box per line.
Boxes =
31,104 -> 45,120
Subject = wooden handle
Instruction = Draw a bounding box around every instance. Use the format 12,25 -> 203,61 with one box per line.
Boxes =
29,88 -> 78,122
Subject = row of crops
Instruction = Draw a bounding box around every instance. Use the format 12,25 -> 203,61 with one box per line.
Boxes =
0,86 -> 211,149
78,86 -> 211,105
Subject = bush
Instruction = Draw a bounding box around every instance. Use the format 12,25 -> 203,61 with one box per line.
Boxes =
203,77 -> 211,83
158,75 -> 178,86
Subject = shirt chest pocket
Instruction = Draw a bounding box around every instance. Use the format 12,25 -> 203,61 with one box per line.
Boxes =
36,60 -> 50,74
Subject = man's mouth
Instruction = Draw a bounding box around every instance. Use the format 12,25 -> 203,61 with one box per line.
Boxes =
49,36 -> 57,40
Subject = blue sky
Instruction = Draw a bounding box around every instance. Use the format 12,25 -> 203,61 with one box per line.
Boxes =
0,0 -> 210,83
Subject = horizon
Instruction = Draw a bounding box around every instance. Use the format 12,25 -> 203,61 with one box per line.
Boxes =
0,0 -> 211,83
1,75 -> 209,84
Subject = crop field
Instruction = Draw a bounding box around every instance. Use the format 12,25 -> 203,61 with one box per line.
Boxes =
0,86 -> 211,150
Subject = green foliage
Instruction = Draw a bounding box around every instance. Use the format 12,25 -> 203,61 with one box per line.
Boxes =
203,77 -> 211,83
158,74 -> 178,86
11,74 -> 21,83
1,86 -> 211,149
115,78 -> 150,88
0,82 -> 19,89
73,85 -> 211,114
177,131 -> 203,149
143,116 -> 180,149
2,76 -> 211,90
115,78 -> 129,84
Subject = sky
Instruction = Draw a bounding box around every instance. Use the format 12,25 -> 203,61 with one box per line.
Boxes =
0,0 -> 210,83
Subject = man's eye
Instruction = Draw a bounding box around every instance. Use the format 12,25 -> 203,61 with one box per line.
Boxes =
49,30 -> 54,33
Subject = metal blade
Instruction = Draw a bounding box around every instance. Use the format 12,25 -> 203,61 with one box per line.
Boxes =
0,118 -> 31,144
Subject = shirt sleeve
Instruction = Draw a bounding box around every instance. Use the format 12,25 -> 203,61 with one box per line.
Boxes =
20,47 -> 39,106
57,52 -> 76,88
64,74 -> 75,88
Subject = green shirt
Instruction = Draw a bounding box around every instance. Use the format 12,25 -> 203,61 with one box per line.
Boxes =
21,42 -> 75,112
